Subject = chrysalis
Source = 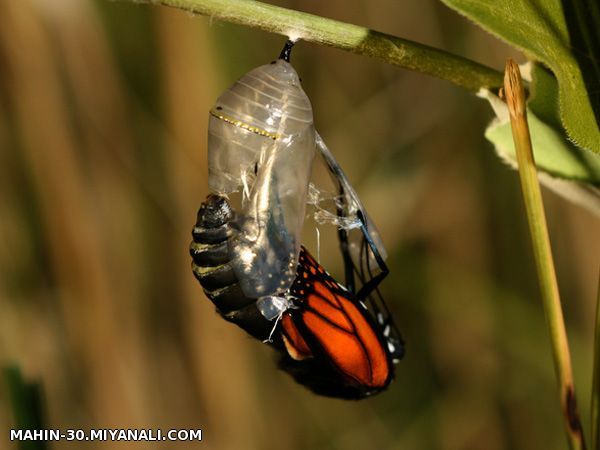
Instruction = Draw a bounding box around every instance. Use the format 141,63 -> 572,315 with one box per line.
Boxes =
208,41 -> 316,298
207,40 -> 388,303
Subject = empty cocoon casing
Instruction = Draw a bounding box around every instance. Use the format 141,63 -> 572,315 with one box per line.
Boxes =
208,59 -> 316,297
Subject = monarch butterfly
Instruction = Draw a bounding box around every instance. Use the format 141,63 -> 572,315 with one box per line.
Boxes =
191,195 -> 404,398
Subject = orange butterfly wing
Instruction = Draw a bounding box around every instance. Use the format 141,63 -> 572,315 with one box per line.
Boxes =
281,248 -> 391,389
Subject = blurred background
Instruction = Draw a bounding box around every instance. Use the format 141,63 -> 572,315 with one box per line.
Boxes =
1,0 -> 598,449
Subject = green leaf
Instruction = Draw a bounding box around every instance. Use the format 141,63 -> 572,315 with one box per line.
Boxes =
528,63 -> 562,131
486,112 -> 600,184
441,0 -> 600,154
481,88 -> 600,217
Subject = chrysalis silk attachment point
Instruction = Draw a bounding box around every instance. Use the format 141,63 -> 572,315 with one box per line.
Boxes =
208,59 -> 316,298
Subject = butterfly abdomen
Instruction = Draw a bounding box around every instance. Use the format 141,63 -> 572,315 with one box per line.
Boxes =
190,195 -> 274,341
190,195 -> 245,311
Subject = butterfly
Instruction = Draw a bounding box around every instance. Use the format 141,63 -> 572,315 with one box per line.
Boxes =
191,195 -> 404,399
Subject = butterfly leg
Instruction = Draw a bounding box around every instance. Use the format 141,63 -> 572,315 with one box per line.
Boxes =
355,209 -> 389,300
336,206 -> 357,295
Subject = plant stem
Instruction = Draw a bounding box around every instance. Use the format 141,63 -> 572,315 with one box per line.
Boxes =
593,272 -> 600,450
134,0 -> 503,92
504,59 -> 586,450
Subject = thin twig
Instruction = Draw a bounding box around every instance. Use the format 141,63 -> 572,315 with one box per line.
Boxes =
132,0 -> 504,92
504,59 -> 586,450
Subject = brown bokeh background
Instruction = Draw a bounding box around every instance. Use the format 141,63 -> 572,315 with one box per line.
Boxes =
1,1 -> 598,449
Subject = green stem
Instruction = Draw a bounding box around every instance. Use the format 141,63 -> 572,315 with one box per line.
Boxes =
593,272 -> 600,450
134,0 -> 503,92
504,59 -> 586,450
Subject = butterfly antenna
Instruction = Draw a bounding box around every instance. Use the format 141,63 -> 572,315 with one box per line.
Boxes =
279,40 -> 295,62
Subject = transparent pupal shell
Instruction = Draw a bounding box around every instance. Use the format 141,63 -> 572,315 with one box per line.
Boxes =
208,59 -> 314,194
208,59 -> 316,297
229,126 -> 316,297
315,133 -> 388,266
